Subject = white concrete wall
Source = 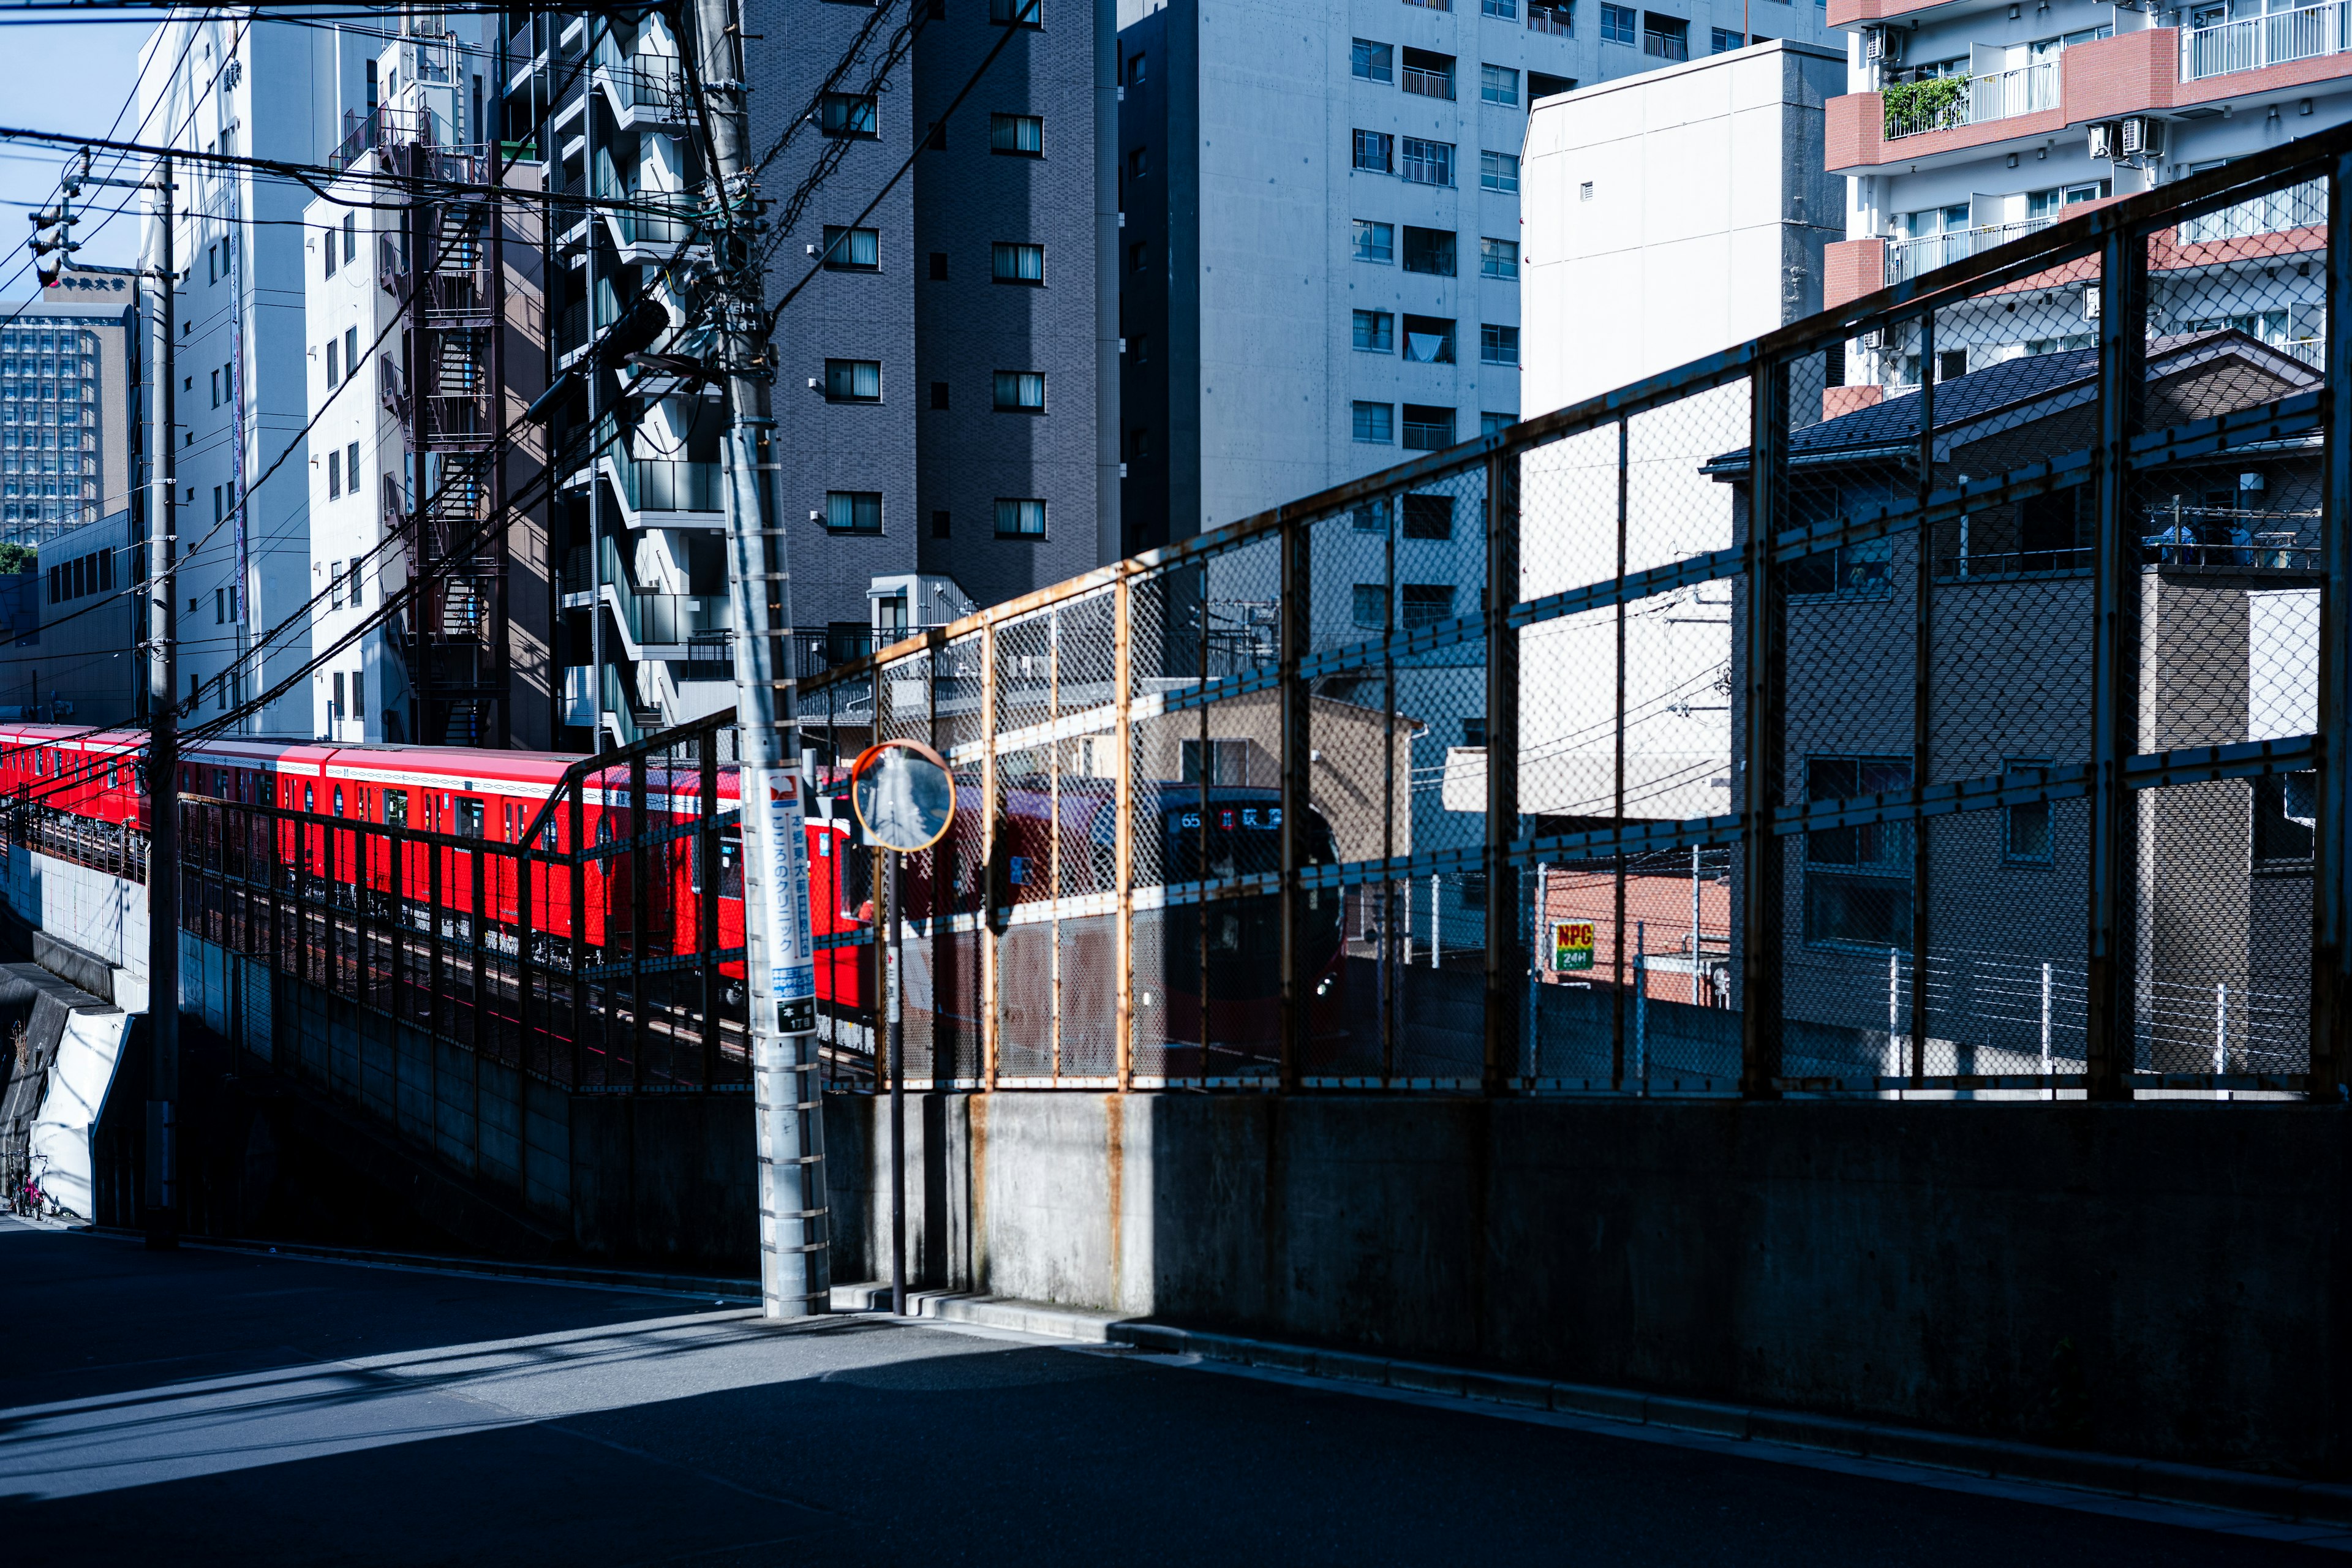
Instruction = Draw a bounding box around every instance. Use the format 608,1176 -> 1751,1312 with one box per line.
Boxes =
1522,40 -> 1845,413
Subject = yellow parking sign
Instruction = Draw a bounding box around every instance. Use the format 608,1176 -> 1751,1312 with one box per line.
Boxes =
1553,921 -> 1595,971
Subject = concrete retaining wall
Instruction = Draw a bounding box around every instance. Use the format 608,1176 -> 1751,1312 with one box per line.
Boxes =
827,1091 -> 2352,1475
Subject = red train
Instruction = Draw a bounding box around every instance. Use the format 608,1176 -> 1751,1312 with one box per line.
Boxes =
0,725 -> 1343,1041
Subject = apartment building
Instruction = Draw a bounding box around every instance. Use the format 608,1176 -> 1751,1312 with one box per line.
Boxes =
309,20 -> 547,747
738,0 -> 1117,696
0,286 -> 140,547
137,10 -> 432,738
1823,0 -> 2346,387
1117,0 -> 1837,555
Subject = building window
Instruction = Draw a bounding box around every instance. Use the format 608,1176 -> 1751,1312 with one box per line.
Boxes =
995,497 -> 1047,536
329,564 -> 345,611
1481,412 -> 1515,436
1480,323 -> 1520,364
1402,404 -> 1455,450
1401,137 -> 1455,186
1352,37 -> 1393,81
1480,64 -> 1519,105
1352,129 -> 1394,173
1400,583 -> 1455,627
1804,756 -> 1913,948
989,113 -> 1045,154
1401,47 -> 1456,99
2003,760 -> 2054,864
1352,584 -> 1387,627
1711,25 -> 1743,50
821,225 -> 880,270
325,338 -> 339,387
929,380 -> 950,409
1131,333 -> 1150,363
210,368 -> 221,407
1127,50 -> 1146,82
347,441 -> 360,496
991,241 -> 1046,284
820,92 -> 880,137
933,509 -> 952,538
824,490 -> 883,532
1480,151 -> 1520,194
1352,309 -> 1395,352
1128,146 -> 1148,183
327,447 -> 342,498
1786,535 -> 1893,598
1402,226 -> 1456,276
343,212 -> 356,263
1642,13 -> 1689,57
1483,0 -> 1518,17
1352,500 -> 1389,532
1352,219 -> 1394,263
1402,315 -> 1455,363
929,251 -> 949,280
1480,236 -> 1520,277
1352,401 -> 1394,443
348,555 -> 363,608
344,326 -> 358,375
1600,2 -> 1636,42
323,227 -> 336,277
993,371 -> 1047,412
1129,240 -> 1148,272
1528,1 -> 1573,34
1402,493 -> 1453,539
989,0 -> 1042,24
2255,772 -> 2316,864
824,358 -> 883,402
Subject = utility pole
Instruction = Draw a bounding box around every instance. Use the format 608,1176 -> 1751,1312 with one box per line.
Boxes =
145,155 -> 179,1249
688,0 -> 826,1320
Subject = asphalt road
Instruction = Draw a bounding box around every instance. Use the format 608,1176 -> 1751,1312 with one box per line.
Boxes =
0,1218 -> 2331,1566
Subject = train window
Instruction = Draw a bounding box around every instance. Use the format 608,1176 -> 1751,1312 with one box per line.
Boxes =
454,797 -> 484,838
542,818 -> 557,852
304,783 -> 315,813
720,828 -> 742,899
333,785 -> 345,817
385,790 -> 408,828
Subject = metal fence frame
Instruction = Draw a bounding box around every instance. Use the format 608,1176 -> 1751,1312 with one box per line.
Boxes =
793,123 -> 2352,1101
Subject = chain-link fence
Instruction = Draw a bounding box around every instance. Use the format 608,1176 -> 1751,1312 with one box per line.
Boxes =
798,126 -> 2352,1100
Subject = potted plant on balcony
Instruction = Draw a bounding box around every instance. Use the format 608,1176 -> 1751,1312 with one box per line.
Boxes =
1882,75 -> 1969,137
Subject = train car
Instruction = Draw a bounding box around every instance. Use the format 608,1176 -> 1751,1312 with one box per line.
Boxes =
0,726 -> 1346,1056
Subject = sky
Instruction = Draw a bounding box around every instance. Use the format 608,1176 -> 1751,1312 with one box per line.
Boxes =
0,19 -> 160,302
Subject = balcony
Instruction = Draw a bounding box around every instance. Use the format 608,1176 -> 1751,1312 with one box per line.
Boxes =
612,451 -> 723,521
1888,216 -> 2055,281
1883,63 -> 2057,140
2182,0 -> 2351,80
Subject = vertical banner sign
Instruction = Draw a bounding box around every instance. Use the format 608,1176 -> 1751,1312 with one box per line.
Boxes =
1553,921 -> 1596,972
764,780 -> 816,1033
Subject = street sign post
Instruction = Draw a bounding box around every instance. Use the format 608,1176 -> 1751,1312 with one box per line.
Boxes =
849,739 -> 957,1316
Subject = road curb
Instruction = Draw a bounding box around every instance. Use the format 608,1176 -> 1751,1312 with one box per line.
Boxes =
1104,1320 -> 2352,1529
833,1297 -> 2350,1530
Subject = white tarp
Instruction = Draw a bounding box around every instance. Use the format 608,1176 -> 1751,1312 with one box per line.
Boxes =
28,1008 -> 129,1219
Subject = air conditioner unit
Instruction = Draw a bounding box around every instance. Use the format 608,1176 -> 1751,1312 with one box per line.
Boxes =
2083,284 -> 2101,321
2087,121 -> 2118,160
1858,328 -> 1884,350
1865,25 -> 1907,62
2120,115 -> 2166,159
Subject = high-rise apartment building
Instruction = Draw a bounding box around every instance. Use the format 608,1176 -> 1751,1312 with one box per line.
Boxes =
1821,0 -> 2345,386
745,0 -> 1120,671
1118,0 -> 1838,552
0,285 -> 139,546
311,18 -> 546,747
138,10 -> 443,737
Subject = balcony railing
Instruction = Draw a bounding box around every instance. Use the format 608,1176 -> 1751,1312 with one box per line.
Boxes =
2181,0 -> 2351,79
1401,64 -> 1456,99
1889,216 -> 2055,279
613,451 -> 722,515
1527,3 -> 1571,35
2177,176 -> 2328,243
1883,62 -> 2056,140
